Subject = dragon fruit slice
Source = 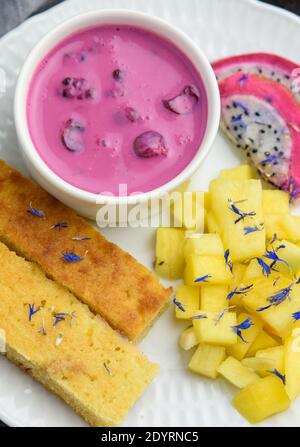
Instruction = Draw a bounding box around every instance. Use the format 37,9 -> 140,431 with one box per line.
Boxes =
213,53 -> 300,100
213,54 -> 300,199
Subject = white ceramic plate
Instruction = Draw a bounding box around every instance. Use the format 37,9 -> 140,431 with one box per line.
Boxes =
0,0 -> 300,428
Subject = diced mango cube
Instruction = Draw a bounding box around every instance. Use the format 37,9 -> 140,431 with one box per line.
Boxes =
242,276 -> 300,337
175,285 -> 200,320
246,330 -> 279,357
232,376 -> 290,423
204,191 -> 210,210
232,263 -> 247,289
206,211 -> 220,234
193,310 -> 237,346
227,313 -> 263,360
242,258 -> 264,283
201,285 -> 228,313
262,190 -> 290,215
172,191 -> 205,231
218,164 -> 256,181
155,227 -> 185,279
271,239 -> 300,275
256,346 -> 284,376
217,356 -> 259,388
209,179 -> 265,262
179,327 -> 198,351
183,233 -> 224,259
188,344 -> 226,379
241,357 -> 276,375
265,214 -> 300,243
285,326 -> 300,400
184,255 -> 232,286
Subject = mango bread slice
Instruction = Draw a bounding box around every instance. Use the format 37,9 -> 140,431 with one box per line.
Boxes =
0,161 -> 171,340
0,241 -> 158,426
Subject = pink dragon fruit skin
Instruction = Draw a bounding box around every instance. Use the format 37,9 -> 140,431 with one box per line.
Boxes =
213,53 -> 300,98
212,53 -> 300,199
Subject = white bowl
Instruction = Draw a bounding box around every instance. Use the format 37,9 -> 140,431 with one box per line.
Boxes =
14,9 -> 220,222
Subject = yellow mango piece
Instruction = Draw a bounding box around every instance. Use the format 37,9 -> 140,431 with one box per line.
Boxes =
183,233 -> 224,259
242,259 -> 264,283
232,376 -> 290,424
256,346 -> 284,376
271,239 -> 300,275
184,255 -> 232,287
206,211 -> 220,234
241,357 -> 276,375
155,227 -> 185,279
285,326 -> 300,400
175,285 -> 200,320
262,190 -> 290,215
226,263 -> 248,307
246,330 -> 279,357
201,285 -> 228,313
179,327 -> 198,351
188,344 -> 226,379
232,263 -> 247,289
204,191 -> 210,210
265,214 -> 300,243
218,164 -> 256,181
172,191 -> 205,231
209,179 -> 265,262
242,276 -> 300,337
218,356 -> 259,388
227,313 -> 263,360
193,310 -> 237,346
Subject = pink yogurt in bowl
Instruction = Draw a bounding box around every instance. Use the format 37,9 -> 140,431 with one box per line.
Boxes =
15,10 -> 220,221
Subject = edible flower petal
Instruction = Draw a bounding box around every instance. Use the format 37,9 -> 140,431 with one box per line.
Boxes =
269,369 -> 286,385
228,198 -> 256,224
28,304 -> 40,321
173,297 -> 185,312
62,251 -> 84,262
224,249 -> 233,272
231,318 -> 254,343
28,202 -> 45,218
194,275 -> 212,283
227,284 -> 253,300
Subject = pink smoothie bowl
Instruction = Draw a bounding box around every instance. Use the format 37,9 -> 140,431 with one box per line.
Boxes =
14,9 -> 220,222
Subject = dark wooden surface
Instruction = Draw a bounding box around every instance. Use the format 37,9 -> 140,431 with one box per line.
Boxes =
0,0 -> 299,429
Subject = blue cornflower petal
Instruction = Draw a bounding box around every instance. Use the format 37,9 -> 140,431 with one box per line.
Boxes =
194,275 -> 212,283
173,297 -> 185,312
28,202 -> 45,218
260,155 -> 278,165
62,251 -> 84,262
293,311 -> 300,321
28,304 -> 40,321
231,318 -> 253,343
228,198 -> 256,224
190,314 -> 207,320
224,249 -> 233,272
227,284 -> 253,300
256,257 -> 271,276
239,74 -> 249,86
270,369 -> 286,385
50,222 -> 68,229
244,224 -> 264,235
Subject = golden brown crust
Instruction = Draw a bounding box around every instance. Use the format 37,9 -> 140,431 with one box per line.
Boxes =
0,160 -> 171,340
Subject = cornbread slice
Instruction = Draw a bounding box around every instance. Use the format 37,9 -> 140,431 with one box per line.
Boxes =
0,160 -> 171,340
0,242 -> 158,426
